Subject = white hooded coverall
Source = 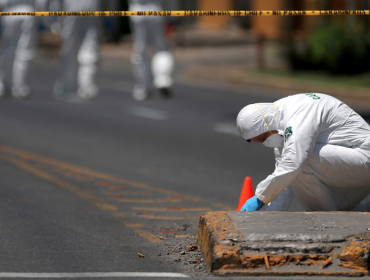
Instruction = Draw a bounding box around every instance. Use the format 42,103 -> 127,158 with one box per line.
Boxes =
237,93 -> 370,211
128,0 -> 174,99
54,0 -> 101,100
0,0 -> 47,98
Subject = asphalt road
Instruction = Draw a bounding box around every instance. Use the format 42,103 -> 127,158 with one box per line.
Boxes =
0,49 -> 365,280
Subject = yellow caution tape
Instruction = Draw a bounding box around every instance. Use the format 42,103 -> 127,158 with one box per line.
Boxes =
0,10 -> 369,17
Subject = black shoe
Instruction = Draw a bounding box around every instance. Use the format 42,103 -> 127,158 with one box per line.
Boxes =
159,87 -> 172,99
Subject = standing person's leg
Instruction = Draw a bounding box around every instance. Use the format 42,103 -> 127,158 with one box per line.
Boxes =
54,17 -> 82,98
0,17 -> 21,97
151,16 -> 174,98
77,17 -> 100,100
130,17 -> 151,101
12,15 -> 38,99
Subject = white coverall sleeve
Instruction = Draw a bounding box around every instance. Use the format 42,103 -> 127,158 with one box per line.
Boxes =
256,100 -> 323,204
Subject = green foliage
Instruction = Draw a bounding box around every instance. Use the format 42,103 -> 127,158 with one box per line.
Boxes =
289,24 -> 370,75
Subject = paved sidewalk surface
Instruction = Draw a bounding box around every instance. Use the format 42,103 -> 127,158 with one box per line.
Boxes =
198,211 -> 370,276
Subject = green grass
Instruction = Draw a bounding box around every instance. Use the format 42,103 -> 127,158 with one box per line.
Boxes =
251,69 -> 370,89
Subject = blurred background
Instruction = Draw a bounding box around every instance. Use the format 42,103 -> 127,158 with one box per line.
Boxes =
0,1 -> 369,273
0,0 -> 364,98
30,0 -> 370,103
36,0 -> 370,76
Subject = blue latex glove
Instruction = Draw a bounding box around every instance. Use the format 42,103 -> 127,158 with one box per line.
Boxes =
240,196 -> 265,211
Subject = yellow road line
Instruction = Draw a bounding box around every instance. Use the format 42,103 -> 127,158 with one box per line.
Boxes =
0,156 -> 162,243
138,216 -> 197,221
104,191 -> 150,196
0,149 -> 219,245
112,213 -> 126,219
132,207 -> 211,212
134,230 -> 163,243
0,154 -> 117,212
112,213 -> 143,228
123,223 -> 143,228
0,152 -> 199,243
0,145 -> 174,195
118,198 -> 183,203
0,10 -> 369,17
0,145 -> 227,207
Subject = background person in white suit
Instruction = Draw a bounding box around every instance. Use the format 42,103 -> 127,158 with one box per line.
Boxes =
53,0 -> 102,102
0,0 -> 48,99
128,0 -> 175,101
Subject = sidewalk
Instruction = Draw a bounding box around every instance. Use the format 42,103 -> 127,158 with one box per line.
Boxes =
198,211 -> 370,276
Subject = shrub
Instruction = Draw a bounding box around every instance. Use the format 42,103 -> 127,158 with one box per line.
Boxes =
289,24 -> 370,75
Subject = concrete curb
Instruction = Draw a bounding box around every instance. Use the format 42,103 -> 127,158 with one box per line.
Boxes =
197,211 -> 243,272
197,211 -> 370,276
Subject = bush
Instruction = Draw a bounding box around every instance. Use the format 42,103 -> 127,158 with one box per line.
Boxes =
289,24 -> 370,75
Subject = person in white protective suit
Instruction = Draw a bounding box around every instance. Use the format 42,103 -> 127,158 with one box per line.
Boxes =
128,0 -> 175,101
0,0 -> 48,99
236,93 -> 370,212
53,0 -> 101,101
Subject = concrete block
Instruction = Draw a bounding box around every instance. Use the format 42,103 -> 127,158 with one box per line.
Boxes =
197,211 -> 370,276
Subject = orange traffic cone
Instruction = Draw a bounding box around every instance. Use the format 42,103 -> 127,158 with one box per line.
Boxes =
237,177 -> 254,211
